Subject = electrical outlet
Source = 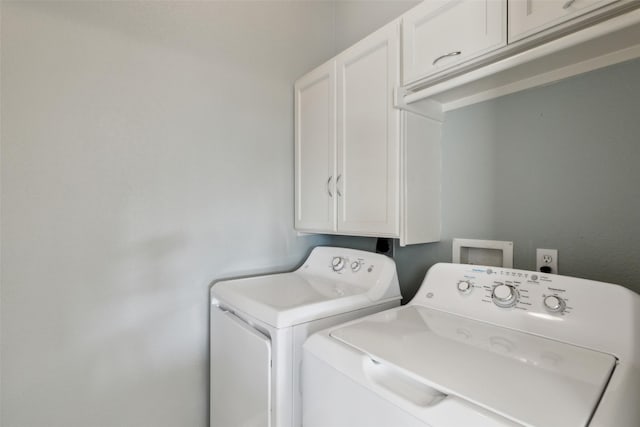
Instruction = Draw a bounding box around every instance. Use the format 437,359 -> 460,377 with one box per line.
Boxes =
536,248 -> 558,274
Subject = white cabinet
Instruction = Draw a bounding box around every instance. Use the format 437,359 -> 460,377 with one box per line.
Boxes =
295,20 -> 441,246
402,0 -> 507,85
294,62 -> 336,232
508,0 -> 621,42
397,0 -> 639,112
335,21 -> 400,237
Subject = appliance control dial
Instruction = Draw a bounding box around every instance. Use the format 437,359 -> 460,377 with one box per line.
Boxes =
457,280 -> 472,294
351,261 -> 361,272
543,295 -> 566,313
492,284 -> 518,308
331,256 -> 345,272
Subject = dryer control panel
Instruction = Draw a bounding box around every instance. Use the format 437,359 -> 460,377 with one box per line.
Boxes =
300,247 -> 393,282
297,246 -> 401,302
411,262 -> 638,355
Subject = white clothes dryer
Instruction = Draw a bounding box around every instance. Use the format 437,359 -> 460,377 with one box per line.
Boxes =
209,246 -> 401,427
303,263 -> 640,427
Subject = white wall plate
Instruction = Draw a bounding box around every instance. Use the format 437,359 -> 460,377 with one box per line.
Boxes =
452,238 -> 513,268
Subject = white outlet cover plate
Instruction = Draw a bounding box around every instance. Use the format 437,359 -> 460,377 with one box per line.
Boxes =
536,248 -> 558,273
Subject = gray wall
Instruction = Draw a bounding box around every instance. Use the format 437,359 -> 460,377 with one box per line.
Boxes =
0,1 -> 418,426
0,2 -> 337,426
391,58 -> 640,300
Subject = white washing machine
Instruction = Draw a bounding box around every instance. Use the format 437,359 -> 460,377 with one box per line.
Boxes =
209,246 -> 402,427
303,262 -> 640,427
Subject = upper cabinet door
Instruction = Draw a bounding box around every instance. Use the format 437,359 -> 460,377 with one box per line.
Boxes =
508,0 -> 621,42
294,62 -> 337,232
402,0 -> 507,85
336,21 -> 401,237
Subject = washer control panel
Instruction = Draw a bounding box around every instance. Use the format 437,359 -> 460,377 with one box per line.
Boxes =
416,264 -> 579,318
411,262 -> 639,366
466,267 -> 572,315
503,269 -> 568,314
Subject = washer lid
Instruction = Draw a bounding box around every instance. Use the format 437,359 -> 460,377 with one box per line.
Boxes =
330,305 -> 616,427
212,272 -> 389,328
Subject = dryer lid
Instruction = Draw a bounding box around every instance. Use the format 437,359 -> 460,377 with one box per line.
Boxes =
330,305 -> 616,427
212,272 -> 390,328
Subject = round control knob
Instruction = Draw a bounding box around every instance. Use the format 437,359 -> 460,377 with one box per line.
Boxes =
492,284 -> 518,308
456,280 -> 472,294
331,256 -> 345,272
351,261 -> 361,272
543,295 -> 566,313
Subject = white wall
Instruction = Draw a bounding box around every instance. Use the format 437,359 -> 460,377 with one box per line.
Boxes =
333,1 -> 419,51
0,2 -> 337,426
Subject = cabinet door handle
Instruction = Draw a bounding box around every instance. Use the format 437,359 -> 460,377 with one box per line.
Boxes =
562,0 -> 577,9
327,176 -> 333,197
336,174 -> 343,197
432,51 -> 462,66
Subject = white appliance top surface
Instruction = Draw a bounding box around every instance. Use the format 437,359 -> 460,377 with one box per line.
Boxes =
224,272 -> 367,309
211,247 -> 401,328
213,272 -> 371,327
330,305 -> 616,427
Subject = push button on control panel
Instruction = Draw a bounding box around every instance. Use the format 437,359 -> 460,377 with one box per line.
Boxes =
457,280 -> 473,294
331,256 -> 345,272
351,261 -> 362,272
543,295 -> 566,313
492,283 -> 519,308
